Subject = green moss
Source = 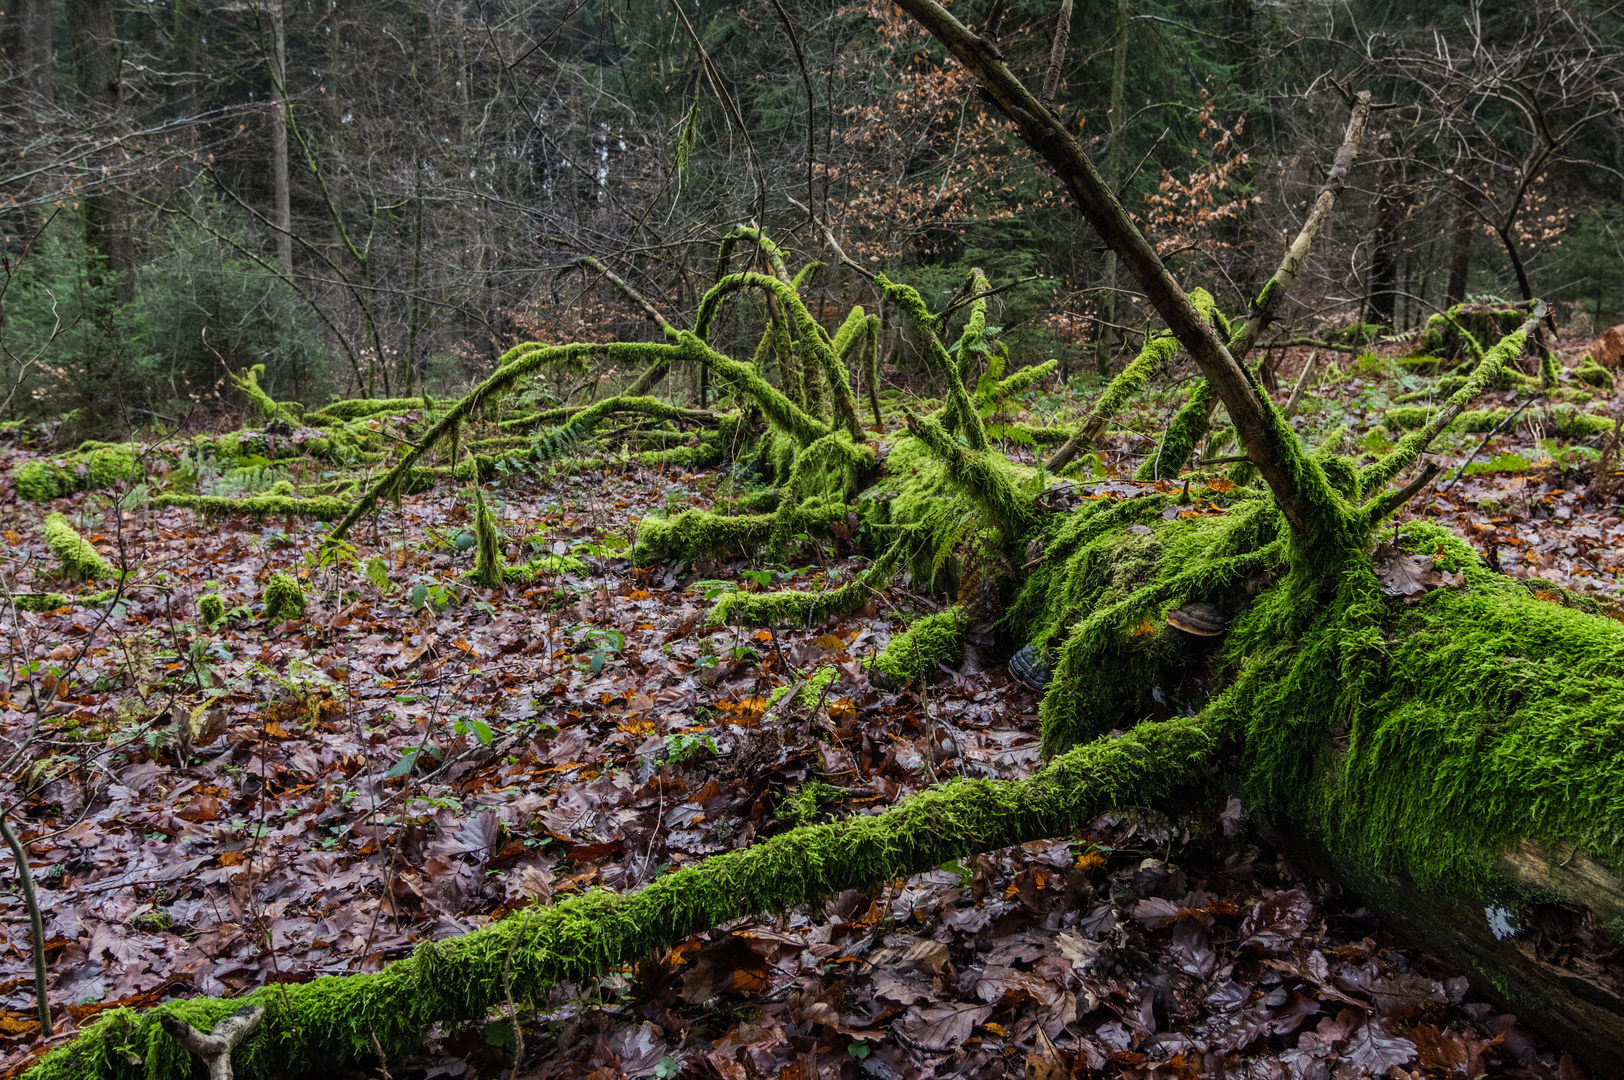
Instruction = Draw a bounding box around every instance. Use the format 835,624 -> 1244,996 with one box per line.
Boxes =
1575,362 -> 1615,391
199,594 -> 226,627
43,513 -> 113,582
228,364 -> 302,427
876,274 -> 987,450
1383,403 -> 1614,438
14,442 -> 141,502
634,510 -> 772,565
1411,302 -> 1524,361
308,397 -> 430,422
153,494 -> 350,520
1136,380 -> 1214,480
872,606 -> 968,682
1397,355 -> 1456,376
261,572 -> 305,624
11,593 -> 72,612
768,664 -> 841,709
468,489 -> 505,588
710,542 -> 900,628
992,359 -> 1057,400
1224,519 -> 1624,893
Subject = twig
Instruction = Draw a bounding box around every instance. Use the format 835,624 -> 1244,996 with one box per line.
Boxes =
1366,462 -> 1441,522
1284,349 -> 1321,414
0,813 -> 50,1036
1439,393 -> 1540,491
788,196 -> 876,282
1038,0 -> 1075,108
501,906 -> 534,1080
159,1004 -> 264,1080
914,637 -> 937,784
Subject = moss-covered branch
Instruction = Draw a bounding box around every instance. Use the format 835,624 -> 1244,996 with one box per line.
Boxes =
878,274 -> 988,451
710,541 -> 902,627
22,712 -> 1216,1080
43,513 -> 113,581
1360,304 -> 1540,497
1047,288 -> 1223,474
903,411 -> 1037,541
153,494 -> 351,520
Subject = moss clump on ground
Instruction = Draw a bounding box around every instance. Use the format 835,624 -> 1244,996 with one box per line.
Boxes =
261,573 -> 305,623
43,513 -> 113,581
11,593 -> 73,612
1575,360 -> 1615,391
199,595 -> 226,627
16,442 -> 141,502
872,606 -> 969,683
768,665 -> 841,709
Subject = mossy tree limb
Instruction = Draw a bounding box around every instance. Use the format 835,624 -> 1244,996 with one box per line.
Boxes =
21,712 -> 1217,1080
1358,304 -> 1540,498
878,274 -> 989,451
43,513 -> 113,582
890,0 -> 1329,535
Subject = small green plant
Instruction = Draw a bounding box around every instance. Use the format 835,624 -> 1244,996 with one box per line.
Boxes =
579,626 -> 624,675
659,732 -> 717,765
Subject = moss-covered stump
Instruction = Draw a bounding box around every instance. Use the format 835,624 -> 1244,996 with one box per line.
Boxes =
1412,301 -> 1529,361
21,713 -> 1217,1080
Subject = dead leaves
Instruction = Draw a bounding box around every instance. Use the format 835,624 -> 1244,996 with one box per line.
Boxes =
1374,541 -> 1461,599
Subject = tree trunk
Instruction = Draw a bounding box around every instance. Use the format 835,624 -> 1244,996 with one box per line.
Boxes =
1366,169 -> 1404,327
11,0 -> 55,103
1093,0 -> 1128,377
268,0 -> 293,277
66,0 -> 133,302
1445,177 -> 1473,308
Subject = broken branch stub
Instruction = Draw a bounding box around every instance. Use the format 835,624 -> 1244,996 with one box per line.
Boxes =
158,1005 -> 264,1080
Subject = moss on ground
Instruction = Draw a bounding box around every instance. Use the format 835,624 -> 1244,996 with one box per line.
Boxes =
871,606 -> 968,682
261,572 -> 305,623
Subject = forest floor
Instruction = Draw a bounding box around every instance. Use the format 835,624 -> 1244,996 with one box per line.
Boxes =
0,332 -> 1617,1080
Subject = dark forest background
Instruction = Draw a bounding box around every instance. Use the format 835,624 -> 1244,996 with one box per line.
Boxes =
2,0 -> 1621,433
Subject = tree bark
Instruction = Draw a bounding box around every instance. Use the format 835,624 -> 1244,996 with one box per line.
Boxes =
1445,177 -> 1473,308
66,0 -> 133,302
11,0 -> 56,103
1094,0 -> 1128,377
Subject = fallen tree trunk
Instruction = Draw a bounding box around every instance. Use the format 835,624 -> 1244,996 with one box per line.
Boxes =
18,77 -> 1624,1077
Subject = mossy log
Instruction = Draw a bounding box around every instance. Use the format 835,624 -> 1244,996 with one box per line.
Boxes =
42,513 -> 113,581
22,714 -> 1217,1080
